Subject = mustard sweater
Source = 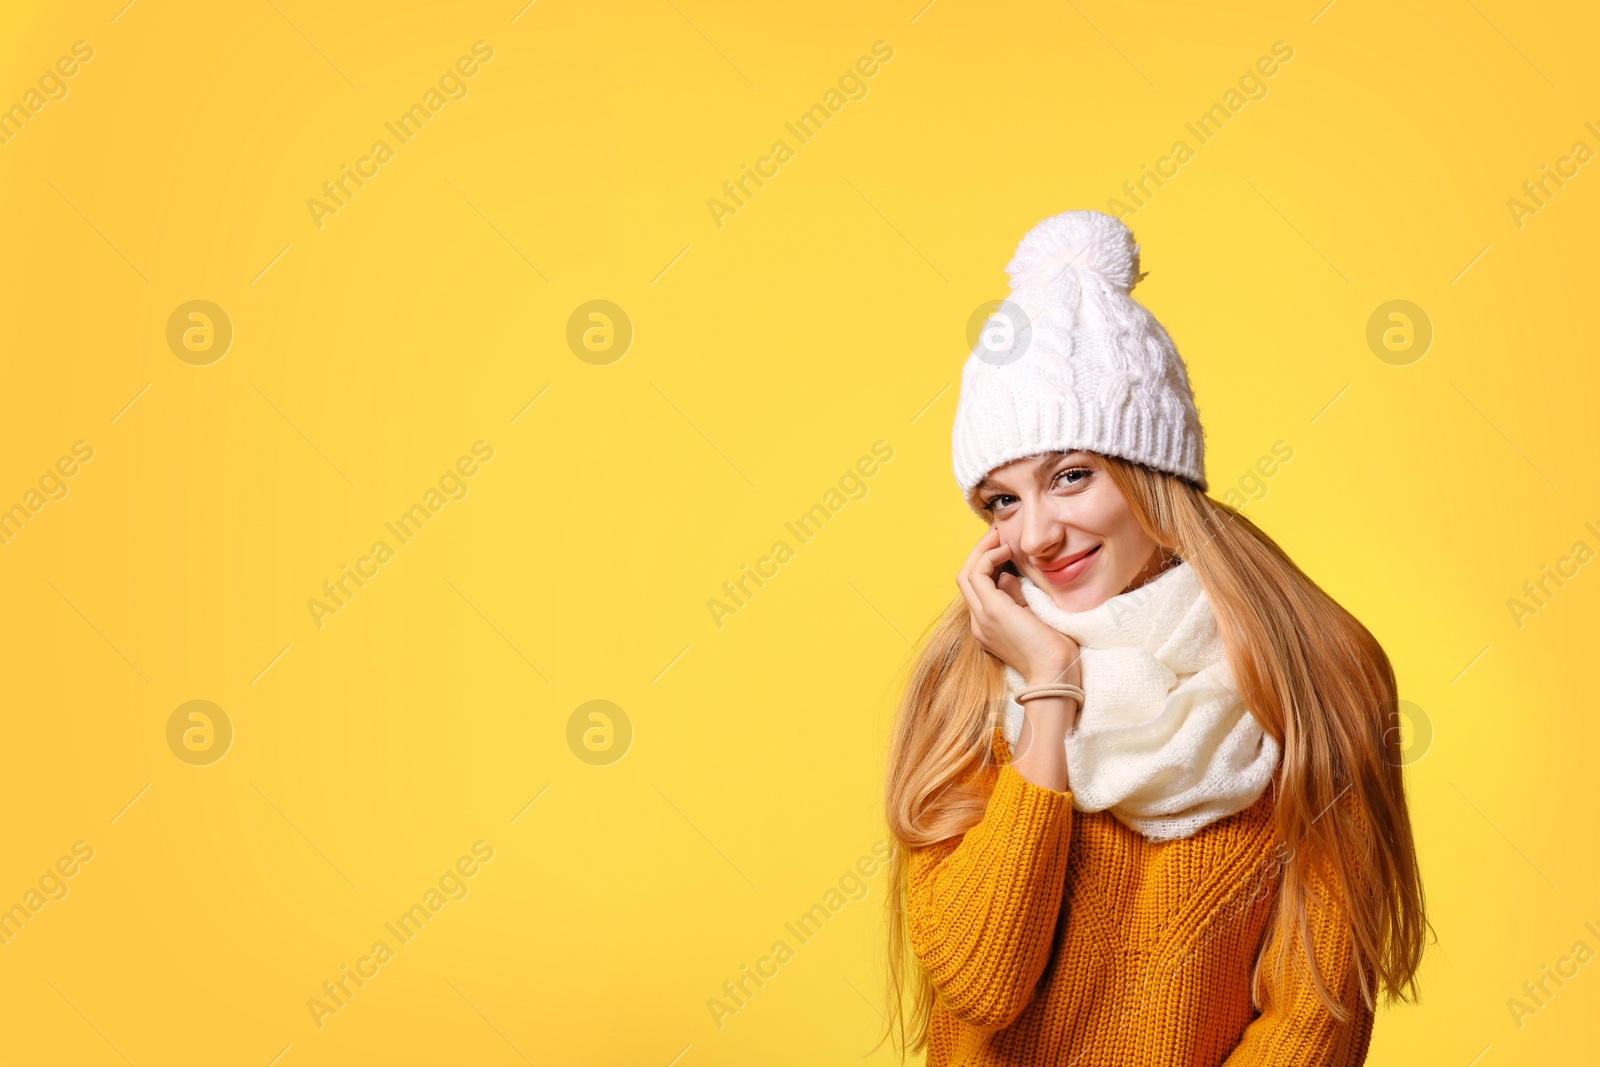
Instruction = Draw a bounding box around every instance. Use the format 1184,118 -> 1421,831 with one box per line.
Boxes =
907,728 -> 1373,1066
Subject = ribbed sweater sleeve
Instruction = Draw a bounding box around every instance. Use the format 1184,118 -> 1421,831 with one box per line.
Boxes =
1222,825 -> 1376,1065
905,733 -> 1074,1032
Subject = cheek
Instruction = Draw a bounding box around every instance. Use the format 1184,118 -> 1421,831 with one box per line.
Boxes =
1096,505 -> 1148,548
1103,524 -> 1158,583
1048,497 -> 1110,541
1103,510 -> 1148,548
1075,485 -> 1140,540
1075,494 -> 1151,567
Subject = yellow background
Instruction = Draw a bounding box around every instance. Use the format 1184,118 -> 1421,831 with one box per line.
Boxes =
2,0 -> 1597,1063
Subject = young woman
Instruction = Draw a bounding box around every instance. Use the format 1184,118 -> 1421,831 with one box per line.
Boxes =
878,211 -> 1426,1065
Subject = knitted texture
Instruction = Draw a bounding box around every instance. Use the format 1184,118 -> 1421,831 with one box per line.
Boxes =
1000,560 -> 1280,840
951,209 -> 1208,496
906,729 -> 1374,1066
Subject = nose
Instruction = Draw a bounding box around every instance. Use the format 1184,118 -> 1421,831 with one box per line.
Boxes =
1017,499 -> 1063,559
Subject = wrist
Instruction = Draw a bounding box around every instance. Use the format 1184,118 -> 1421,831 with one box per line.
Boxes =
1017,663 -> 1084,718
1024,662 -> 1078,688
1016,690 -> 1076,740
1027,636 -> 1082,686
1018,691 -> 1076,716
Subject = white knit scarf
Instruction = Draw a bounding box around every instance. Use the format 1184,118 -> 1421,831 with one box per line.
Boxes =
1001,559 -> 1280,840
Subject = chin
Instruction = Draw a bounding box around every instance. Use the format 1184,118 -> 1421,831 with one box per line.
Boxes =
1047,586 -> 1112,613
1030,575 -> 1106,613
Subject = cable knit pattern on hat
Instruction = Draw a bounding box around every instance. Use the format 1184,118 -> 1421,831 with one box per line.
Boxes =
952,209 -> 1209,495
1000,559 -> 1280,840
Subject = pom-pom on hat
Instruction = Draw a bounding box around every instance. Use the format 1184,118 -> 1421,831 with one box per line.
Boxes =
951,209 -> 1208,500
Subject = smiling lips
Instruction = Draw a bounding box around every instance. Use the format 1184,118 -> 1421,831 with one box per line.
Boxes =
1036,544 -> 1100,585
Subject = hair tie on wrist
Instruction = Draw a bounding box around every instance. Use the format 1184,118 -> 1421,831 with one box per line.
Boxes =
1016,682 -> 1084,706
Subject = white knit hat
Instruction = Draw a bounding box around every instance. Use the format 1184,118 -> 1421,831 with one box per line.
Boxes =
951,210 -> 1208,498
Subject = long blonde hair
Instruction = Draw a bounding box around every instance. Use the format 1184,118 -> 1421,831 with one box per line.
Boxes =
873,453 -> 1427,1056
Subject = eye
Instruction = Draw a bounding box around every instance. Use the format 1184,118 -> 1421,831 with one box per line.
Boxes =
980,493 -> 1017,516
1053,466 -> 1092,489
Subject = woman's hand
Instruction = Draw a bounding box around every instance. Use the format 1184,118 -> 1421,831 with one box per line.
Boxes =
960,526 -> 1082,790
957,526 -> 1082,688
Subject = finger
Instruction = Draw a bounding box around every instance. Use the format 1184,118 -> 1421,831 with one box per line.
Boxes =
966,539 -> 1010,589
996,570 -> 1026,607
959,525 -> 1002,579
971,541 -> 1019,597
956,527 -> 1001,608
956,561 -> 985,620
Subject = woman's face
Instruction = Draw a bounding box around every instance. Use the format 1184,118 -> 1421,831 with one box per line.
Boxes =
973,450 -> 1164,612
